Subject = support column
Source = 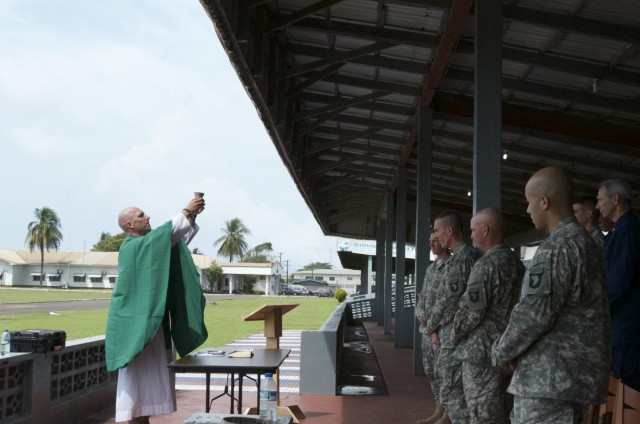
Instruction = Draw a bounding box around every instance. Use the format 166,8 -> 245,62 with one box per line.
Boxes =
395,166 -> 412,347
473,0 -> 502,212
413,106 -> 434,375
375,219 -> 385,325
360,256 -> 371,295
384,193 -> 394,335
367,255 -> 373,294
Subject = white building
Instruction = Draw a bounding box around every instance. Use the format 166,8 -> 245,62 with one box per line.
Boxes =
291,268 -> 362,294
0,249 -> 283,295
215,262 -> 284,295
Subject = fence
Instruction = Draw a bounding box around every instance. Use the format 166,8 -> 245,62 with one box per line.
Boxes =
0,336 -> 117,424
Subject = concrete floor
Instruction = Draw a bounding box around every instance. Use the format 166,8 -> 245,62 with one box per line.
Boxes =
81,321 -> 436,424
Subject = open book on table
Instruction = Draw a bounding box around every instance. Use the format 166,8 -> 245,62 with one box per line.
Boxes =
227,350 -> 254,358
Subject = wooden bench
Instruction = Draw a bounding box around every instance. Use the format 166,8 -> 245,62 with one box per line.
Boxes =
590,377 -> 640,424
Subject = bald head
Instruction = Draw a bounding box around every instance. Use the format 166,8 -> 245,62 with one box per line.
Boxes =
527,167 -> 574,211
470,208 -> 506,252
525,166 -> 574,233
118,207 -> 151,236
118,207 -> 136,232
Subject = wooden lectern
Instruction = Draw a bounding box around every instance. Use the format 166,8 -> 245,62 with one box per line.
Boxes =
243,304 -> 305,423
243,304 -> 299,349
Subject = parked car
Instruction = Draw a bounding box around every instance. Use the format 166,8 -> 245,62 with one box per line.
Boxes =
315,288 -> 334,298
289,284 -> 309,295
279,284 -> 295,296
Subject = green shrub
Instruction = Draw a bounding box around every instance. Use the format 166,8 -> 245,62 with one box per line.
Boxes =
334,288 -> 347,303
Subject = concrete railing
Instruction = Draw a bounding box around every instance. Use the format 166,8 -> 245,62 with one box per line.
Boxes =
299,302 -> 348,395
0,336 -> 117,424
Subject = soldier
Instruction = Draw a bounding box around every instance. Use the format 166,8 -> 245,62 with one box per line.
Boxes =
599,214 -> 614,233
452,208 -> 525,423
416,232 -> 451,424
572,195 -> 604,249
426,211 -> 481,424
491,167 -> 610,424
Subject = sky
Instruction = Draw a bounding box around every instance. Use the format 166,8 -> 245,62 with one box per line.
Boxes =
0,0 -> 343,271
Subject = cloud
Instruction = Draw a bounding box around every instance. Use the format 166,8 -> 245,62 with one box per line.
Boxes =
0,0 -> 344,270
9,127 -> 74,158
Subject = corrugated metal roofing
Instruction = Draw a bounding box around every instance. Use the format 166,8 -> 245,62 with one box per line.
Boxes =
199,0 -> 640,244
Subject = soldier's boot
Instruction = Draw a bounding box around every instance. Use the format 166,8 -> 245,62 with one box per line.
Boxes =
433,411 -> 451,424
128,417 -> 150,424
416,400 -> 445,424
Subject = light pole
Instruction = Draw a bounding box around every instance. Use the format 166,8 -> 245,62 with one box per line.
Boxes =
65,190 -> 72,289
283,260 -> 290,284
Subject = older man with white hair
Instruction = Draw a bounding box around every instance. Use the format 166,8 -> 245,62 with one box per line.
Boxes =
597,179 -> 640,391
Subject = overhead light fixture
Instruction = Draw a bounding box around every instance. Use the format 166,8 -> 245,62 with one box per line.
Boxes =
502,151 -> 508,160
467,191 -> 472,197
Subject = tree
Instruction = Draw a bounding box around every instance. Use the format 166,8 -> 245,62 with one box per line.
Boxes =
241,242 -> 273,263
25,207 -> 63,287
334,288 -> 347,303
213,218 -> 251,262
205,263 -> 224,292
92,232 -> 127,252
298,262 -> 332,277
243,275 -> 258,293
191,247 -> 203,255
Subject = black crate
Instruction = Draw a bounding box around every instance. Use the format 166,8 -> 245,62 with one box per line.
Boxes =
10,329 -> 66,353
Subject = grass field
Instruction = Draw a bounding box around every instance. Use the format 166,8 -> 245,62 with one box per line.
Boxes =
0,292 -> 338,349
0,287 -> 112,303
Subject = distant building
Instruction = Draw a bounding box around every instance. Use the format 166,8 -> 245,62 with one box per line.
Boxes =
221,262 -> 284,295
0,250 -> 119,289
0,249 -> 283,295
335,238 -> 419,294
291,268 -> 361,294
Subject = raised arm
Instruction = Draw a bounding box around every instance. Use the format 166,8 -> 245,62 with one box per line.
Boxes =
171,196 -> 205,246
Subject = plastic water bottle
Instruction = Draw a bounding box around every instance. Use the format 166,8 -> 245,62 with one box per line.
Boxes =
259,372 -> 277,421
1,330 -> 10,355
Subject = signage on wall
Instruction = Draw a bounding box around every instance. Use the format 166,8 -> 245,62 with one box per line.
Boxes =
336,238 -> 417,259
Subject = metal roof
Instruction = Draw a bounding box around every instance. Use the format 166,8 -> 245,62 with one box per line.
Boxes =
200,0 -> 640,245
0,249 -> 237,270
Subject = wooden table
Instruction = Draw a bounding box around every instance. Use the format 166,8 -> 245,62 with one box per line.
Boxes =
168,348 -> 290,414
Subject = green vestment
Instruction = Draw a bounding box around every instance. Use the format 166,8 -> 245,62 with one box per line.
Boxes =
105,221 -> 208,371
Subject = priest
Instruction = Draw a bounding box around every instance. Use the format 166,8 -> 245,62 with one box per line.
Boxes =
106,195 -> 208,424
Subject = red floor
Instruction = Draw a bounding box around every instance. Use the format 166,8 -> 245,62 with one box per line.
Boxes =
83,321 -> 436,424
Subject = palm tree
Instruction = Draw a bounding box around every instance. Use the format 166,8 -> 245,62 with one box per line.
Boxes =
213,218 -> 250,262
25,207 -> 63,287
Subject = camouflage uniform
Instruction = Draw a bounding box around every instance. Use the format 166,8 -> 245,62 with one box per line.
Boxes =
491,217 -> 611,424
590,227 -> 604,251
416,256 -> 451,400
511,397 -> 587,424
426,243 -> 481,424
452,245 -> 525,424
